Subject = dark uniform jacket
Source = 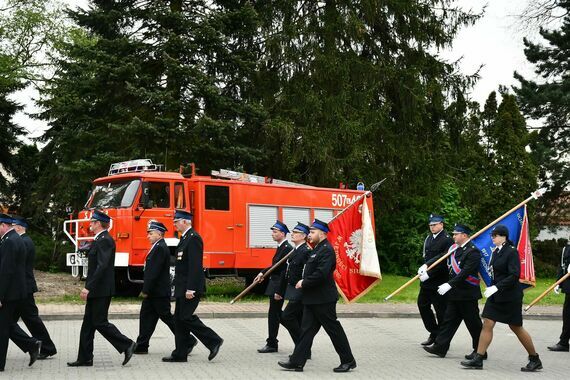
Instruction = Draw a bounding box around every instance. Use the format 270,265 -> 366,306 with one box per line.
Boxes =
174,228 -> 205,298
85,229 -> 116,298
301,239 -> 338,305
263,240 -> 293,297
447,242 -> 482,301
21,233 -> 39,294
0,229 -> 28,302
142,238 -> 172,298
282,242 -> 311,301
488,243 -> 522,303
422,230 -> 453,289
558,245 -> 570,294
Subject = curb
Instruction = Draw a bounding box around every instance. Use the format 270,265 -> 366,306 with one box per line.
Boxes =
41,311 -> 562,321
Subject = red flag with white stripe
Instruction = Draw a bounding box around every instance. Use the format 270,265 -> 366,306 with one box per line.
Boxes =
328,196 -> 381,302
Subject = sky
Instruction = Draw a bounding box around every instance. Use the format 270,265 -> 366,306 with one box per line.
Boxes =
10,0 -> 546,142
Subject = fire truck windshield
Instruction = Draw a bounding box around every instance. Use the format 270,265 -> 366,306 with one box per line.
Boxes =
87,179 -> 141,209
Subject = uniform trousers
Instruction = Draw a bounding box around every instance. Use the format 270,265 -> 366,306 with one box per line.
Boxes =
77,296 -> 133,362
280,300 -> 304,344
266,297 -> 284,347
289,302 -> 354,367
559,293 -> 570,345
173,297 -> 222,358
434,299 -> 482,352
417,287 -> 447,338
0,301 -> 37,370
136,297 -> 194,350
11,293 -> 56,355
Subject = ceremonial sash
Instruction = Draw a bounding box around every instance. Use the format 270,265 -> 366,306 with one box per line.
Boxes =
450,252 -> 480,287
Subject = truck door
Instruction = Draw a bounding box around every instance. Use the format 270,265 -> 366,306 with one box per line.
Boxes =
201,184 -> 234,268
132,180 -> 174,264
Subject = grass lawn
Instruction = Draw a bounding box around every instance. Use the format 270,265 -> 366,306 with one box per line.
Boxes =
353,274 -> 564,306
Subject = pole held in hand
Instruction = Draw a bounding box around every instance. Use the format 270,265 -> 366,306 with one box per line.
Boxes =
524,272 -> 570,312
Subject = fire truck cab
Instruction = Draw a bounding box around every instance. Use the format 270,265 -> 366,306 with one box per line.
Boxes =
65,159 -> 374,292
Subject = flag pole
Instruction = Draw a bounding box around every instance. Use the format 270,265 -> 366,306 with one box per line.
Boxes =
383,189 -> 545,302
524,272 -> 570,312
230,179 -> 386,304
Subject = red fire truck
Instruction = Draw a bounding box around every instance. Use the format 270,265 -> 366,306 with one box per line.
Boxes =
65,159 -> 375,293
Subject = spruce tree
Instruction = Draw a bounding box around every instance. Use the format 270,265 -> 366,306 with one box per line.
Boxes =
515,0 -> 570,224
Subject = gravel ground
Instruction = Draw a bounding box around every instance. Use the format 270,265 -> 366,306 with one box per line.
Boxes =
33,270 -> 85,301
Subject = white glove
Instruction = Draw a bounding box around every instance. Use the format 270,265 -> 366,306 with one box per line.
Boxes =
417,264 -> 428,275
567,264 -> 570,273
554,285 -> 561,295
419,272 -> 429,282
484,285 -> 498,298
437,283 -> 452,295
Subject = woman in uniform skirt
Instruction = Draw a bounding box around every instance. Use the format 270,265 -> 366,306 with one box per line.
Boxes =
460,224 -> 542,372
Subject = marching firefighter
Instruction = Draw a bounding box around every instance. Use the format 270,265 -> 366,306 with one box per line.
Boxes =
280,222 -> 312,352
423,224 -> 483,359
417,214 -> 453,346
67,210 -> 136,367
278,219 -> 356,373
10,216 -> 57,359
134,220 -> 197,354
461,224 -> 542,371
256,220 -> 293,354
547,236 -> 570,352
0,214 -> 41,372
162,210 -> 223,362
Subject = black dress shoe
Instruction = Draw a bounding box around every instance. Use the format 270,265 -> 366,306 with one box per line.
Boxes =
465,350 -> 487,360
278,360 -> 303,372
547,343 -> 569,352
162,355 -> 187,363
67,360 -> 93,367
421,336 -> 436,346
460,353 -> 484,369
29,341 -> 42,367
257,344 -> 278,353
521,354 -> 543,372
423,345 -> 446,358
208,339 -> 224,361
123,341 -> 136,366
134,349 -> 148,355
187,339 -> 198,355
38,350 -> 57,360
333,359 -> 357,373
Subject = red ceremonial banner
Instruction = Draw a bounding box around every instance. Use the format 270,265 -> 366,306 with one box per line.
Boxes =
328,196 -> 381,302
518,206 -> 536,287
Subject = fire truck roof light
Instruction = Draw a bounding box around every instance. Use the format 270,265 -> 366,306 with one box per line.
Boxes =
108,159 -> 161,176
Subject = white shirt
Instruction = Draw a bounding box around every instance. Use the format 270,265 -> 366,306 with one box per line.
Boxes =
182,226 -> 192,238
432,230 -> 442,239
277,239 -> 287,247
149,238 -> 163,253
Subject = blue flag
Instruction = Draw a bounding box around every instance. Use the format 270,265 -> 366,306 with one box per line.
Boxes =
471,206 -> 527,287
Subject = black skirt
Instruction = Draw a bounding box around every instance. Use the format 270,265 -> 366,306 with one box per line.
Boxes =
481,297 -> 523,326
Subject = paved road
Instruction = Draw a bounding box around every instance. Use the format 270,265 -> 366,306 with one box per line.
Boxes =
3,317 -> 568,379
